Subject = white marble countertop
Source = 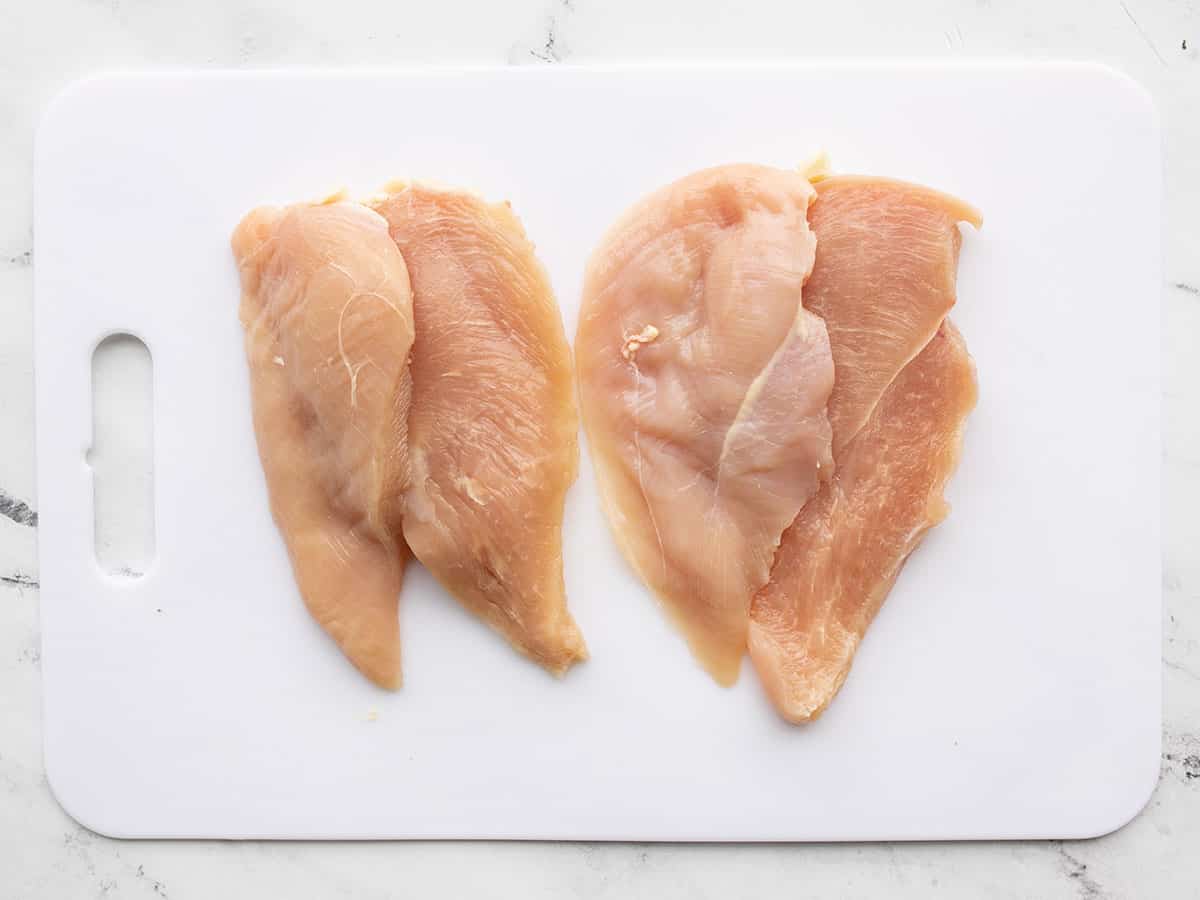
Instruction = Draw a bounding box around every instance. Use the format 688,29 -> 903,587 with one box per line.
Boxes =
2,1 -> 1197,896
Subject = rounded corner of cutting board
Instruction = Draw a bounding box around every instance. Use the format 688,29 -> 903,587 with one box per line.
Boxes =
1076,741 -> 1164,841
36,74 -> 125,159
43,755 -> 135,841
1065,61 -> 1160,126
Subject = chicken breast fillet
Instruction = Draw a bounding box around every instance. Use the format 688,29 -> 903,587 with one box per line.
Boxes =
233,198 -> 415,688
576,165 -> 836,685
748,175 -> 981,722
370,184 -> 587,675
749,322 -> 978,722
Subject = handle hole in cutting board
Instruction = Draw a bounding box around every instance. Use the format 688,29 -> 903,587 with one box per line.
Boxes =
89,334 -> 155,579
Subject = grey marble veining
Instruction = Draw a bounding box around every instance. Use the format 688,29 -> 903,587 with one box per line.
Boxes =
2,0 -> 1198,896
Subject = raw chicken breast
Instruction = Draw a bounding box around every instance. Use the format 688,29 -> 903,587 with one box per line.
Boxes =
233,198 -> 415,689
750,322 -> 977,723
370,184 -> 587,675
745,175 -> 981,721
805,176 -> 982,453
576,165 -> 836,685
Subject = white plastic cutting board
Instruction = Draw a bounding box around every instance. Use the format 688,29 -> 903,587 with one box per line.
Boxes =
34,64 -> 1161,841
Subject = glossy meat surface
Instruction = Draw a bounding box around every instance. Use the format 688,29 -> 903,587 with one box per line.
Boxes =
371,184 -> 587,674
750,320 -> 977,722
233,199 -> 415,688
805,175 -> 981,452
576,165 -> 835,684
744,176 -> 980,721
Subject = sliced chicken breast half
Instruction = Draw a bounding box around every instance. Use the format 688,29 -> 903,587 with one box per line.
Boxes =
576,165 -> 836,685
750,322 -> 978,722
749,174 -> 981,722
